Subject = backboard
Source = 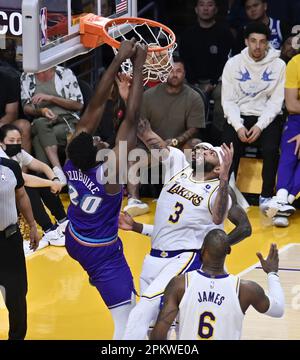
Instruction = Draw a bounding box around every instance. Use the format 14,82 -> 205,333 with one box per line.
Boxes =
22,0 -> 137,73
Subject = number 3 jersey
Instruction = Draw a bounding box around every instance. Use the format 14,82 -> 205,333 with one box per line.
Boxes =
64,160 -> 122,242
151,147 -> 228,251
179,270 -> 244,340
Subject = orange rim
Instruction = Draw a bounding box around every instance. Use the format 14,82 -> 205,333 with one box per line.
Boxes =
101,17 -> 176,52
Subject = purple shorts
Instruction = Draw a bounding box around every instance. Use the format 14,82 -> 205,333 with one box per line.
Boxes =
65,225 -> 135,309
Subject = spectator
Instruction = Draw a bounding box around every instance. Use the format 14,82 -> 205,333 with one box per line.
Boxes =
179,0 -> 234,137
0,156 -> 39,340
0,124 -> 68,253
222,22 -> 286,214
21,66 -> 84,184
280,34 -> 299,64
264,53 -> 300,227
123,58 -> 206,217
233,0 -> 291,54
0,68 -> 32,153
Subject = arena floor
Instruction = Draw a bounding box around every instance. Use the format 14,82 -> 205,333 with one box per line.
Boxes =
0,196 -> 299,340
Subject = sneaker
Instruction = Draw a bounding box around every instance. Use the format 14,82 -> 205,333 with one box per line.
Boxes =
43,227 -> 65,247
53,166 -> 67,187
264,196 -> 296,218
57,219 -> 69,234
272,216 -> 289,228
123,199 -> 150,217
259,196 -> 272,216
23,238 -> 49,257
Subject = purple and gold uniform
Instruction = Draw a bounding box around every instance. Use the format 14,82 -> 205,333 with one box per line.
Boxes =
64,160 -> 134,309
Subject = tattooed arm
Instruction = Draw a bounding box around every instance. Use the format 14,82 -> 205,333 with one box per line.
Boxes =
174,128 -> 199,147
137,118 -> 169,153
150,275 -> 185,340
211,143 -> 233,225
227,187 -> 252,246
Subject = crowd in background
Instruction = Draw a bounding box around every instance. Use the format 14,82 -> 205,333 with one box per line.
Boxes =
1,0 -> 300,238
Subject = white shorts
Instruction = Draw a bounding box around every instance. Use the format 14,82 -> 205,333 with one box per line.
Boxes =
140,251 -> 200,300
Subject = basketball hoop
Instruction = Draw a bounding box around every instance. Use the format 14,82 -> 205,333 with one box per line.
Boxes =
80,14 -> 177,83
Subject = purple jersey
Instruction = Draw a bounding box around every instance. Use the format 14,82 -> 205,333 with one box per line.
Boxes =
64,160 -> 122,243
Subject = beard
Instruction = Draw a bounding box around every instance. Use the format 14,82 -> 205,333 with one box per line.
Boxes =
192,159 -> 215,174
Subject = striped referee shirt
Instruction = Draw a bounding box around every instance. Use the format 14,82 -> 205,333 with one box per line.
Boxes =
0,157 -> 24,231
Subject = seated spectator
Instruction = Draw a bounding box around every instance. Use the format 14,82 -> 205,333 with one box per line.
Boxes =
280,33 -> 299,64
21,66 -> 84,184
0,68 -> 31,153
222,22 -> 286,214
0,124 -> 68,253
124,58 -> 206,216
179,0 -> 234,138
233,0 -> 291,54
265,53 -> 300,227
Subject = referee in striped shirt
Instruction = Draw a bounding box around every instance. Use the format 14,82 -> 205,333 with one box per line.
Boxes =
0,156 -> 39,340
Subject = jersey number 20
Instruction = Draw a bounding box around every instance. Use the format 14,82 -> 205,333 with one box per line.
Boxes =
69,185 -> 102,214
198,311 -> 215,339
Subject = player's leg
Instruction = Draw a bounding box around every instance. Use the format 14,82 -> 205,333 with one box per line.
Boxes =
65,228 -> 135,339
123,251 -> 200,340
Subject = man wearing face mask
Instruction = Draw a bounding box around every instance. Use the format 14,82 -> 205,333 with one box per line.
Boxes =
0,124 -> 67,253
0,155 -> 39,339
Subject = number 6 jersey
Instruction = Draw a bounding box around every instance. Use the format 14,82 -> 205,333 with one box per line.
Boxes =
151,147 -> 228,251
179,270 -> 244,340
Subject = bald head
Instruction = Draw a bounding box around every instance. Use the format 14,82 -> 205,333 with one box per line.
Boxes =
202,229 -> 231,263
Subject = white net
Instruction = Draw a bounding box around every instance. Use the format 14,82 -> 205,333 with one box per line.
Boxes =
108,19 -> 177,83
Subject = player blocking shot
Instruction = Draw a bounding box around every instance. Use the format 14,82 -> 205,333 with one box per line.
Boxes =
63,40 -> 147,339
150,230 -> 285,340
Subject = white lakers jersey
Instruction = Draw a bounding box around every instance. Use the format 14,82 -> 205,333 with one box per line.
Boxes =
179,270 -> 244,340
151,147 -> 227,251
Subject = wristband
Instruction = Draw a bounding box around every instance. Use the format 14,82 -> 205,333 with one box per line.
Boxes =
141,224 -> 154,237
268,272 -> 279,277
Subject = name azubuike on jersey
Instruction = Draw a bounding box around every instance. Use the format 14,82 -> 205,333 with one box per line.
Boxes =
66,170 -> 100,195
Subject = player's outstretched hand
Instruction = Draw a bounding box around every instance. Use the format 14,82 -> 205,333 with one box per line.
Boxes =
219,142 -> 234,181
137,118 -> 152,137
119,211 -> 135,231
256,243 -> 279,274
132,43 -> 148,68
117,38 -> 137,62
116,72 -> 132,102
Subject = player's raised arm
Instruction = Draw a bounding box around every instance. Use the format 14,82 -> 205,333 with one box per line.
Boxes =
150,275 -> 185,340
211,143 -> 233,225
138,118 -> 169,152
110,44 -> 147,182
227,187 -> 252,245
75,39 -> 137,136
113,44 -> 147,150
239,244 -> 284,317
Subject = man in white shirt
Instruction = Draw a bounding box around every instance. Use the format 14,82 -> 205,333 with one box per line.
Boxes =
222,22 -> 286,213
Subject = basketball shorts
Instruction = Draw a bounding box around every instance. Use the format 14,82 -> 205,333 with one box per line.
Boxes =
140,251 -> 201,300
65,226 -> 135,309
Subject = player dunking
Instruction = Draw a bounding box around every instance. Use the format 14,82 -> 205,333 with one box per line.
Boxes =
63,40 -> 147,339
151,229 -> 284,340
122,121 -> 238,339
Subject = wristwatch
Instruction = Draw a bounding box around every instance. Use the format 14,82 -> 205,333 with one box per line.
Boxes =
171,138 -> 178,147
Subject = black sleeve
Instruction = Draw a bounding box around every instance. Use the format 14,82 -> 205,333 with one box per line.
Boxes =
0,157 -> 24,189
5,73 -> 20,105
